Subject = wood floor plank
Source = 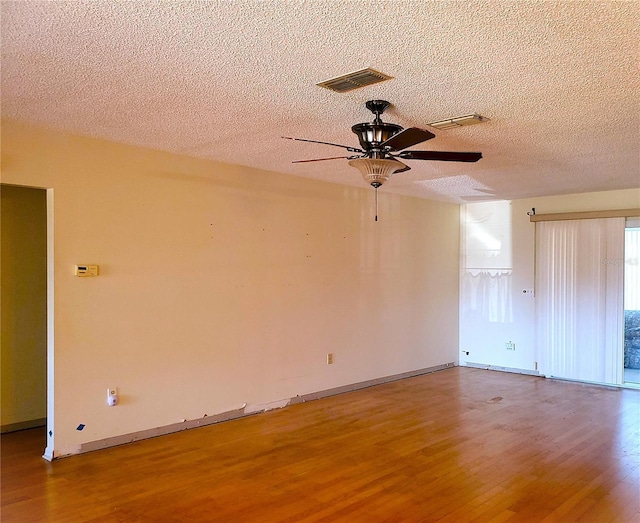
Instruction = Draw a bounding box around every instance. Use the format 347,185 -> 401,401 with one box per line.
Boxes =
2,367 -> 639,522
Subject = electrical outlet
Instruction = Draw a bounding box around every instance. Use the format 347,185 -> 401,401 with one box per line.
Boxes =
327,353 -> 334,365
107,387 -> 118,406
506,341 -> 516,351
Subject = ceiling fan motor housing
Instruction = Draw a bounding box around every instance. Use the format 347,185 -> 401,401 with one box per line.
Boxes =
352,99 -> 403,155
351,122 -> 403,154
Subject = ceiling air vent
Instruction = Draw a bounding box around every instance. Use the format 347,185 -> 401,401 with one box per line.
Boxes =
428,114 -> 490,130
317,68 -> 393,93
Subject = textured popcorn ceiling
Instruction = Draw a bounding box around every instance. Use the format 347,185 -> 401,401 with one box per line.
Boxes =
1,1 -> 638,203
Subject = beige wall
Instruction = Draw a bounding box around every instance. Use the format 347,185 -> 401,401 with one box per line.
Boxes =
1,119 -> 460,457
460,189 -> 640,371
1,185 -> 48,430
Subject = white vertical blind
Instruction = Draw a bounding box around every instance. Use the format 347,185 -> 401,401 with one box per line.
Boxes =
535,218 -> 625,385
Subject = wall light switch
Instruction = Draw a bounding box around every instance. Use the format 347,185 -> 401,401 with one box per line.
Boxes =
75,265 -> 99,277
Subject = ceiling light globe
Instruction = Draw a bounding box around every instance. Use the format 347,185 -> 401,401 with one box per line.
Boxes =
348,158 -> 408,188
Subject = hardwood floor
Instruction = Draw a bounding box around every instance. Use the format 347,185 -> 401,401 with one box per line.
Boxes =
2,367 -> 639,522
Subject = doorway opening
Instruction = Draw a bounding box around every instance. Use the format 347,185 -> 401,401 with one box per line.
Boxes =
624,221 -> 640,385
0,185 -> 47,433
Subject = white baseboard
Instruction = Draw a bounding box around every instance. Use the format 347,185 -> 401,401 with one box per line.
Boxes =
462,361 -> 540,376
58,362 -> 456,459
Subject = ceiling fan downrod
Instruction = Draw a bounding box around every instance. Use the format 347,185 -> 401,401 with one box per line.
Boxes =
365,99 -> 391,125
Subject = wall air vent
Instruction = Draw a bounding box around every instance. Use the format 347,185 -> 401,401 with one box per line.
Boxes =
317,68 -> 393,93
428,114 -> 490,130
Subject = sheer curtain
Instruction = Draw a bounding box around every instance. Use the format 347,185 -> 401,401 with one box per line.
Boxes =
460,201 -> 513,325
535,218 -> 625,385
461,269 -> 513,323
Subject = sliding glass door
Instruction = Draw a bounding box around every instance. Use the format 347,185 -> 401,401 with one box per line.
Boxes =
535,217 -> 625,385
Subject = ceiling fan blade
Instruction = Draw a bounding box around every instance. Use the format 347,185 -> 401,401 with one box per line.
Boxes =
283,136 -> 363,153
381,127 -> 435,151
398,150 -> 482,162
292,156 -> 353,163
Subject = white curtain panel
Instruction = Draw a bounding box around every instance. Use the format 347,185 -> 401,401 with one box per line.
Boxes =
460,270 -> 513,323
535,218 -> 625,385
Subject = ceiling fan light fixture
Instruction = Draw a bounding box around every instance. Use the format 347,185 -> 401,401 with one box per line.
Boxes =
348,158 -> 407,188
428,114 -> 489,130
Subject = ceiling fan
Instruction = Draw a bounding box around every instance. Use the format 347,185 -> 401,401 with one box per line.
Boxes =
283,100 -> 483,189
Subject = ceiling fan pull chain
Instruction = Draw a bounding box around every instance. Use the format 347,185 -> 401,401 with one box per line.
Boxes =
375,186 -> 378,222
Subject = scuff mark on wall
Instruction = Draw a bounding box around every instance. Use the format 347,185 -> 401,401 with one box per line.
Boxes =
245,398 -> 291,414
